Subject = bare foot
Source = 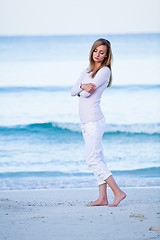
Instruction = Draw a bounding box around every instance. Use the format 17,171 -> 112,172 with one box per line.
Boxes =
85,198 -> 108,207
108,191 -> 126,207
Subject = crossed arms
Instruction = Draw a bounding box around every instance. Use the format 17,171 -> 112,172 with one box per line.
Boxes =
71,67 -> 110,98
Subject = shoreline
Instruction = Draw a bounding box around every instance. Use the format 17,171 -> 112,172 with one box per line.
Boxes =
0,186 -> 160,195
1,185 -> 160,192
0,187 -> 160,240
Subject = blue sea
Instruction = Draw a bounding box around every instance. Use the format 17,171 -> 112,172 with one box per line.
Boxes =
0,34 -> 160,190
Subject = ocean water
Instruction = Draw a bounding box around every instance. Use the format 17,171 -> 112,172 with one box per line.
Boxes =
0,34 -> 160,190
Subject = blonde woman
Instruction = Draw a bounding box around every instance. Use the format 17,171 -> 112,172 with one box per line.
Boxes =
71,38 -> 126,207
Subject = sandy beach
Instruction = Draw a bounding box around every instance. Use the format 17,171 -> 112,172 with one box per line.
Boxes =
0,187 -> 160,240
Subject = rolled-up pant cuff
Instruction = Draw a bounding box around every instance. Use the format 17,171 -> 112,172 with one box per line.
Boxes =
97,173 -> 112,185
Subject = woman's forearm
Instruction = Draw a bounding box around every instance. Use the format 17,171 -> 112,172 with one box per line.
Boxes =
80,83 -> 96,93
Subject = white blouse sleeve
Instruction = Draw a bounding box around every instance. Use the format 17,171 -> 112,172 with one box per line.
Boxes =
79,67 -> 110,98
79,90 -> 91,98
71,69 -> 86,96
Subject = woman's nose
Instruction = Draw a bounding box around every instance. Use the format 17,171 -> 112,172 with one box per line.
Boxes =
96,52 -> 100,57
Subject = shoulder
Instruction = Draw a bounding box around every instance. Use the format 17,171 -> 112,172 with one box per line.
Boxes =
81,67 -> 89,75
99,66 -> 110,74
96,66 -> 110,78
78,67 -> 88,79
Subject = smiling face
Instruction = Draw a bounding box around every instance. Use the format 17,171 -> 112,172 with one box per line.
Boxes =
92,45 -> 107,64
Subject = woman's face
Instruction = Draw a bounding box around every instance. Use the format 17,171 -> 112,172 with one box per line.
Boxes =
92,45 -> 107,63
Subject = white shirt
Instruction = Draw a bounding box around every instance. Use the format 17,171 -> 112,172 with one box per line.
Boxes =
71,66 -> 110,123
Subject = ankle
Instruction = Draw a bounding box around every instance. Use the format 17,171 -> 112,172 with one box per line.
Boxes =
115,190 -> 125,196
99,196 -> 107,201
113,189 -> 122,197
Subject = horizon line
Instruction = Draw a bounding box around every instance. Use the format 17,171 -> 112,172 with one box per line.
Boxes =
0,32 -> 160,37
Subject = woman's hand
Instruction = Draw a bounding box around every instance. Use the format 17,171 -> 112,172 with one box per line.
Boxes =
80,83 -> 96,94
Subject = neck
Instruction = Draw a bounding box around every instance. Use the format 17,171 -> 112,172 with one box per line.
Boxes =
93,62 -> 102,71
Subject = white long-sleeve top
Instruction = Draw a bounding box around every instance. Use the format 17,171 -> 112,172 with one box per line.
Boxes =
71,66 -> 110,123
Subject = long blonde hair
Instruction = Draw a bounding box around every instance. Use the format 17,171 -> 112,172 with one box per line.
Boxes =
88,38 -> 113,87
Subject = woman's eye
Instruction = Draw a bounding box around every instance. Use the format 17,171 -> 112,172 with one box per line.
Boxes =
100,52 -> 104,55
94,49 -> 97,52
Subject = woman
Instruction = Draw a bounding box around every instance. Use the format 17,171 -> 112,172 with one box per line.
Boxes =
71,38 -> 126,207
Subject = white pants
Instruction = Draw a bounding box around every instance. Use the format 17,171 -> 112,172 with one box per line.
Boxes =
81,118 -> 112,185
